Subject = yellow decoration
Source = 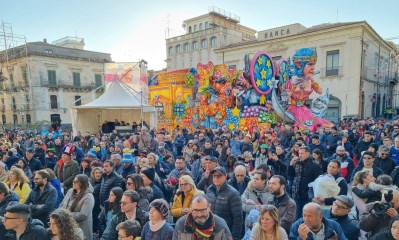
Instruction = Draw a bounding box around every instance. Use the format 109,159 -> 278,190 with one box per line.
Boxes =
239,118 -> 246,126
256,79 -> 262,87
260,68 -> 267,79
259,94 -> 266,105
266,60 -> 271,68
231,106 -> 241,117
228,123 -> 236,130
257,57 -> 263,66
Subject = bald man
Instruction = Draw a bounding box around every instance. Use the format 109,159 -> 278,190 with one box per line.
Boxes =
227,165 -> 250,195
328,145 -> 354,182
290,202 -> 346,240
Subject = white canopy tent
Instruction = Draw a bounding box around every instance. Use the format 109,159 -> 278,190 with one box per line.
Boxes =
70,81 -> 157,134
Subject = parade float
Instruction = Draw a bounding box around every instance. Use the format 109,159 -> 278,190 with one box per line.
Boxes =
149,48 -> 332,132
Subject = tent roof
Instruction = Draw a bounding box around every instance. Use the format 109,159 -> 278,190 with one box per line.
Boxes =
74,81 -> 153,110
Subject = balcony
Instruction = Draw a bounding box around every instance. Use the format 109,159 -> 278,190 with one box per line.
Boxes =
47,80 -> 97,91
320,66 -> 344,78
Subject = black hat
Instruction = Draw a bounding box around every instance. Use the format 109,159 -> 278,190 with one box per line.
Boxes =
26,148 -> 35,153
205,156 -> 218,163
141,168 -> 155,182
211,166 -> 227,176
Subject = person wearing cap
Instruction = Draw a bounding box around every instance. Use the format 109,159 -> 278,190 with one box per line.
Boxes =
1,203 -> 49,240
323,195 -> 360,239
254,144 -> 268,169
140,167 -> 164,202
206,166 -> 243,240
101,190 -> 146,240
121,153 -> 135,180
25,148 -> 43,172
45,148 -> 57,170
197,156 -> 219,192
141,199 -> 174,239
54,144 -> 79,193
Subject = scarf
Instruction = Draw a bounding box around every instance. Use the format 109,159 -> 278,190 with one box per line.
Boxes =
291,162 -> 303,199
149,220 -> 166,232
184,212 -> 216,240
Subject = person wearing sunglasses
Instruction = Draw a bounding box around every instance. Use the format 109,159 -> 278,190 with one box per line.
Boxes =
374,145 -> 396,175
350,151 -> 384,182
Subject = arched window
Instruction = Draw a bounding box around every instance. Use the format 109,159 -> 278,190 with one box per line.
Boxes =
210,37 -> 217,47
168,46 -> 174,55
193,41 -> 198,50
205,21 -> 209,29
194,25 -> 197,32
199,23 -> 203,31
201,39 -> 208,48
176,45 -> 181,54
184,43 -> 190,52
188,26 -> 192,33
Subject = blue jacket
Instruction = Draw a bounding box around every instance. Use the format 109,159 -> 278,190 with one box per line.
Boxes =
323,209 -> 359,240
0,192 -> 19,216
289,216 -> 346,240
230,139 -> 242,156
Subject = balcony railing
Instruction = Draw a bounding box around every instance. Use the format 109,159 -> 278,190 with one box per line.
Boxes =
320,66 -> 343,78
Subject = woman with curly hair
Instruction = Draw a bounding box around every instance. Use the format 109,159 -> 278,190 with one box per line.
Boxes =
48,208 -> 84,240
7,166 -> 31,203
60,174 -> 94,240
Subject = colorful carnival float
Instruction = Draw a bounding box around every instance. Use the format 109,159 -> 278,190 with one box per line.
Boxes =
149,48 -> 332,132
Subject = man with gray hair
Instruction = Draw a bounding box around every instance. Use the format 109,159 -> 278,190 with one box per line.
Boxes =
111,153 -> 123,175
290,202 -> 346,240
374,145 -> 396,175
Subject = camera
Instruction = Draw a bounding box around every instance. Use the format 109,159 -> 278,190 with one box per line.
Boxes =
373,201 -> 393,215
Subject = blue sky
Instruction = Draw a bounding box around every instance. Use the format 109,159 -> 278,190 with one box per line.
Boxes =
1,0 -> 398,70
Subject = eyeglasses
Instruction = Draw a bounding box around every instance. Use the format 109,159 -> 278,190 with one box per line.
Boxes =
333,201 -> 348,210
126,182 -> 133,186
191,208 -> 208,214
380,153 -> 388,156
179,183 -> 189,187
120,201 -> 133,206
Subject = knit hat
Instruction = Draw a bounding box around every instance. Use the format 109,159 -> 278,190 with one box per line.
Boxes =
86,149 -> 97,158
141,167 -> 155,182
149,199 -> 169,219
260,144 -> 268,149
46,148 -> 56,154
121,153 -> 134,163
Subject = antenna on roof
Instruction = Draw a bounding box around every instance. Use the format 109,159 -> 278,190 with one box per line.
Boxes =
336,9 -> 339,22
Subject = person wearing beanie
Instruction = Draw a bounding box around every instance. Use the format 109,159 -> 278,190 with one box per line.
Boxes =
141,199 -> 174,240
140,167 -> 164,202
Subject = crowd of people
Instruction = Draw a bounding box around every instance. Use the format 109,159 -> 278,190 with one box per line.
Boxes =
1,117 -> 399,239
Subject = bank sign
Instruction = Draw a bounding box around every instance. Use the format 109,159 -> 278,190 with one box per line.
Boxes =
258,24 -> 307,40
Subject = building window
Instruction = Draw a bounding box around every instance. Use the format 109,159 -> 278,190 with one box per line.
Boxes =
50,95 -> 58,109
48,70 -> 57,87
95,74 -> 102,87
9,74 -> 13,83
73,72 -> 81,87
26,114 -> 31,125
205,21 -> 209,29
210,37 -> 217,47
45,49 -> 53,54
22,68 -> 28,85
176,45 -> 181,54
168,46 -> 174,55
193,41 -> 198,50
12,97 -> 16,111
194,25 -> 197,32
184,43 -> 190,52
75,96 -> 81,106
326,50 -> 339,76
199,23 -> 203,31
2,114 -> 6,124
188,26 -> 192,33
201,39 -> 208,48
13,114 -> 17,125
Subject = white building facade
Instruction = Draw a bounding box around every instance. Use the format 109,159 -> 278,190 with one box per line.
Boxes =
166,16 -> 399,121
0,37 -> 111,127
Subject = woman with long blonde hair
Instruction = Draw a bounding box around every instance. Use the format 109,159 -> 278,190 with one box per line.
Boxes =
250,205 -> 288,240
7,166 -> 31,203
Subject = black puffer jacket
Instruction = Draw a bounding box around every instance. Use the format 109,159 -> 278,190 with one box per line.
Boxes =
99,171 -> 123,205
0,192 -> 19,216
206,182 -> 242,240
4,218 -> 49,240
